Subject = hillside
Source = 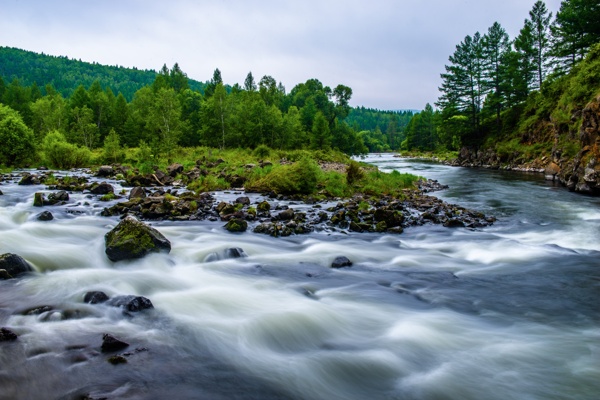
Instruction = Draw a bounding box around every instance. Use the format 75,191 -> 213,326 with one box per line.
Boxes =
0,46 -> 206,100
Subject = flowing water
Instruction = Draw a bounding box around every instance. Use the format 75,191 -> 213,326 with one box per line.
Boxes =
0,154 -> 599,400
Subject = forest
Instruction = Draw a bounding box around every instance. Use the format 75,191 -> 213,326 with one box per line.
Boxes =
0,47 -> 411,169
404,0 -> 600,156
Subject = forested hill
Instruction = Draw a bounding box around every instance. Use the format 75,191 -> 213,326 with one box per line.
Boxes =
0,46 -> 206,100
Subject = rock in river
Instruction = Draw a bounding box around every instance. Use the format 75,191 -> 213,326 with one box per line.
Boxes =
0,253 -> 35,279
104,215 -> 171,262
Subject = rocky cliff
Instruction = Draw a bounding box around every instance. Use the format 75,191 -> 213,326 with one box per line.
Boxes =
454,94 -> 600,195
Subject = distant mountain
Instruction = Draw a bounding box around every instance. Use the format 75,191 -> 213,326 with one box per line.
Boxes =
0,46 -> 206,100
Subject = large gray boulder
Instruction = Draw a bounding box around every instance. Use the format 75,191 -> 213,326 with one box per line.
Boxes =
0,253 -> 35,279
104,216 -> 171,262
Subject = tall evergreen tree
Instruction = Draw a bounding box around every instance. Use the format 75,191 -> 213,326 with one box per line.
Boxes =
551,0 -> 600,72
437,32 -> 486,142
529,1 -> 552,88
482,22 -> 511,125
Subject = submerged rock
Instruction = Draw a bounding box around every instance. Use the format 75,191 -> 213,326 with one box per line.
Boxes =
101,333 -> 129,352
36,211 -> 54,221
83,291 -> 110,304
106,295 -> 154,312
0,253 -> 35,279
0,327 -> 18,342
104,215 -> 171,261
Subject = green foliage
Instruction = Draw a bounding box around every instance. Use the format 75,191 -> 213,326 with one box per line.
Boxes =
0,47 -> 206,100
41,130 -> 91,169
103,129 -> 123,163
250,157 -> 320,195
187,174 -> 229,192
0,103 -> 35,166
346,160 -> 365,186
359,170 -> 419,197
253,144 -> 272,159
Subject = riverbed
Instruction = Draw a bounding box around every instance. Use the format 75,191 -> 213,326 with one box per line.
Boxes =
0,154 -> 598,399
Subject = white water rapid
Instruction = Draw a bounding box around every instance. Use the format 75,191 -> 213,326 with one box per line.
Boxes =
0,155 -> 598,399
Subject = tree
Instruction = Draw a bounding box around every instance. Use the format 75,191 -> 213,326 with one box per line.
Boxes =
0,103 -> 35,166
30,93 -> 68,141
529,1 -> 552,88
511,19 -> 537,102
437,32 -> 486,143
280,106 -> 306,149
170,63 -> 189,93
201,83 -> 229,148
148,88 -> 182,160
70,106 -> 98,148
310,111 -> 331,150
204,68 -> 223,97
551,0 -> 600,72
482,22 -> 511,125
103,128 -> 122,163
244,72 -> 257,92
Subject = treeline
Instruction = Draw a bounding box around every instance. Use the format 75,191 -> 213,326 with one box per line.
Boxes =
405,0 -> 600,152
0,62 -> 377,167
0,46 -> 208,100
346,108 -> 414,152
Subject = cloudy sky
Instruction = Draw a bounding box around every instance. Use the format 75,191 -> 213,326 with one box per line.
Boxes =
1,0 -> 562,110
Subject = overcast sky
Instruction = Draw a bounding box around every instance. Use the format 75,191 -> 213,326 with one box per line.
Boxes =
1,0 -> 563,110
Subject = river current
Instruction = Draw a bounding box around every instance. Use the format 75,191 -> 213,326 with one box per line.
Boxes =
0,154 -> 598,400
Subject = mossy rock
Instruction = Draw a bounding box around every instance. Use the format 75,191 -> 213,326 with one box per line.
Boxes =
104,216 -> 171,262
224,218 -> 248,233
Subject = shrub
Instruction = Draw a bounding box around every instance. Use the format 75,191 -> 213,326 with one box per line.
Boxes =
346,160 -> 365,185
253,144 -> 272,159
41,131 -> 91,169
250,157 -> 320,195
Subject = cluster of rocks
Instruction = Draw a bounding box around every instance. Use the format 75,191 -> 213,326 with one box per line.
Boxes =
100,181 -> 494,237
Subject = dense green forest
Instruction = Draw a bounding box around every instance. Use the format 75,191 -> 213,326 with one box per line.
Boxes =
404,0 -> 600,157
0,47 -> 413,168
0,46 -> 207,100
345,108 -> 414,152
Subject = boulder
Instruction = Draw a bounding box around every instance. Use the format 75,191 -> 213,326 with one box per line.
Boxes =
277,208 -> 295,221
0,253 -> 35,279
235,196 -> 250,206
83,291 -> 110,304
225,247 -> 248,258
18,173 -> 40,185
0,327 -> 18,342
104,216 -> 171,261
167,163 -> 184,177
46,190 -> 69,205
106,295 -> 154,312
33,192 -> 45,207
224,218 -> 248,232
129,187 -> 146,200
101,333 -> 129,352
97,166 -> 114,177
90,182 -> 114,195
331,256 -> 353,268
36,211 -> 54,221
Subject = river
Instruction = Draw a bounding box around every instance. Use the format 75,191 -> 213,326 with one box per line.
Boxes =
0,154 -> 598,400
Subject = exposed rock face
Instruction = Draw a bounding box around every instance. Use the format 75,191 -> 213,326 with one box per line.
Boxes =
104,216 -> 171,261
555,95 -> 600,194
0,253 -> 35,279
